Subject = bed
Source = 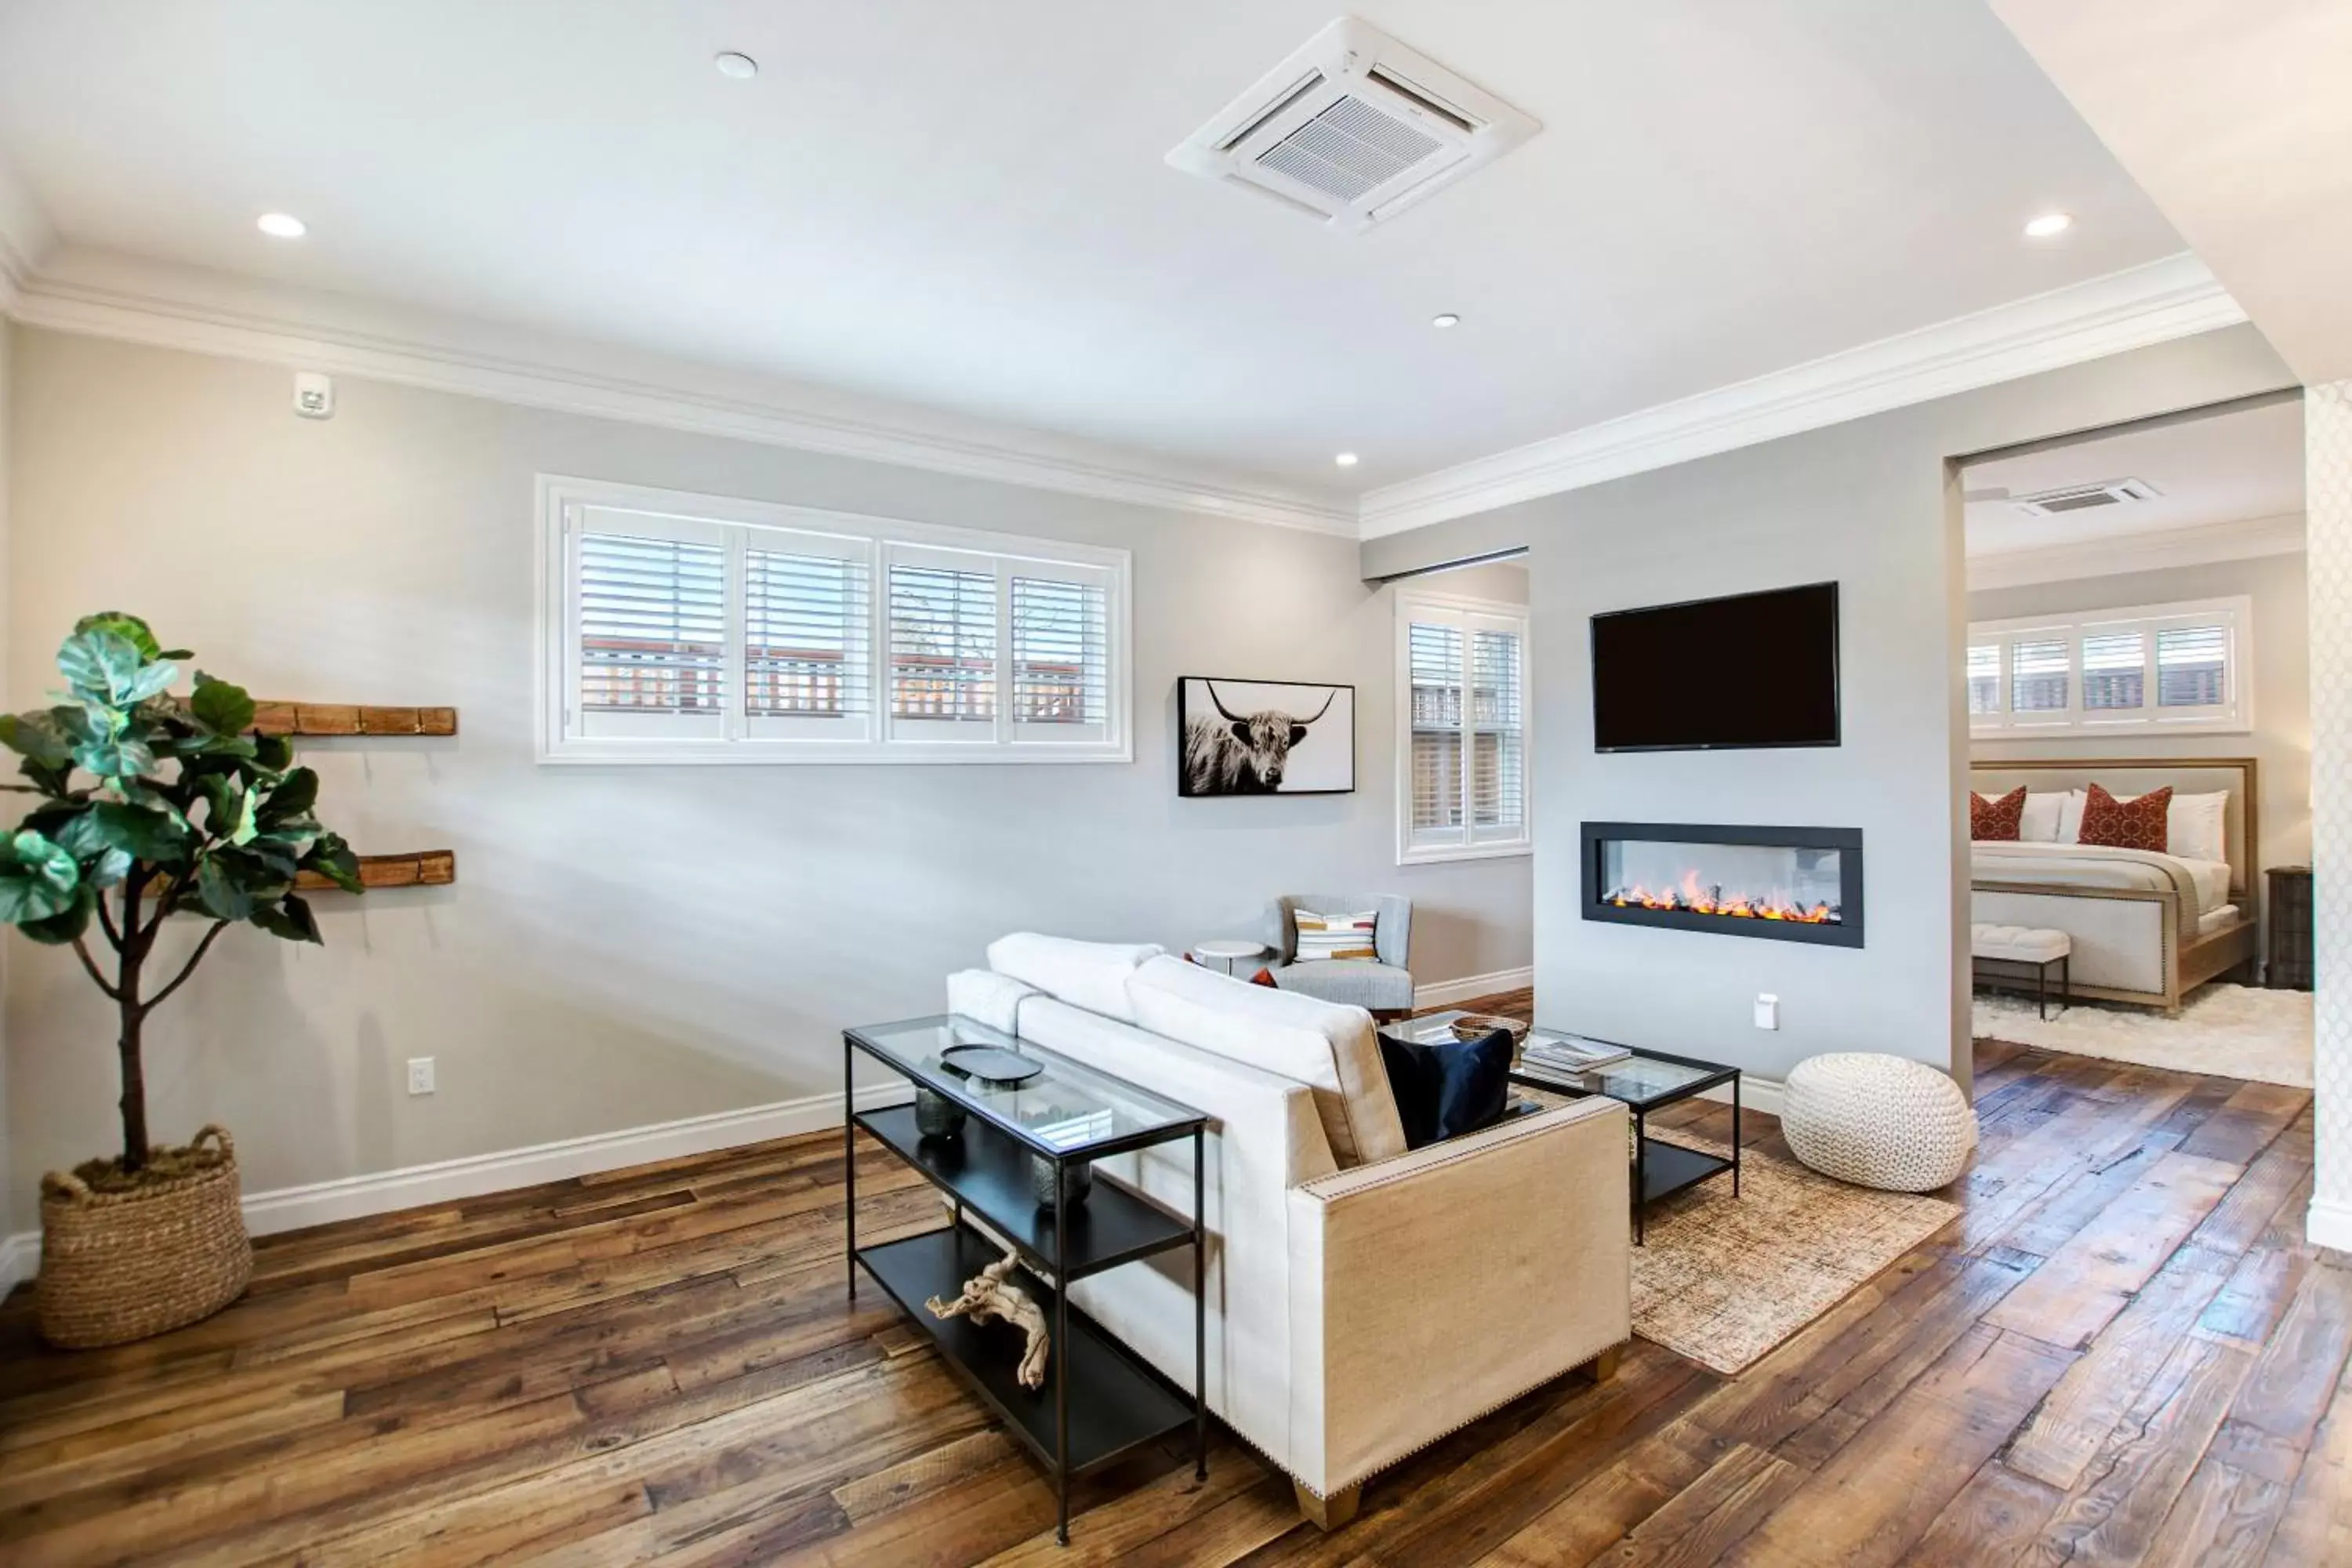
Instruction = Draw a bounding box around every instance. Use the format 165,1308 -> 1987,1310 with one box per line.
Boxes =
1969,757 -> 2261,1014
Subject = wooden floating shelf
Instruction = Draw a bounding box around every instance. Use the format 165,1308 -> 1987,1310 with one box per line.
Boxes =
296,850 -> 456,893
252,703 -> 458,737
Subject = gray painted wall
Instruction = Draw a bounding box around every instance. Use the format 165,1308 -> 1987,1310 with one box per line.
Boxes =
1969,551 -> 2311,916
2,327 -> 1530,1226
1361,324 -> 2297,1091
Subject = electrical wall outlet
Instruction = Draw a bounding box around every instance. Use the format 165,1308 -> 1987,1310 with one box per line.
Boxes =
406,1057 -> 436,1096
1753,994 -> 1780,1030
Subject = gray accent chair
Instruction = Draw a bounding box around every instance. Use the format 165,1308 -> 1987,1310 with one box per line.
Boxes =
1265,894 -> 1414,1016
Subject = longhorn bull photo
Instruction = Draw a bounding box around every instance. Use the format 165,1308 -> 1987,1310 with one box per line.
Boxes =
1178,679 -> 1352,796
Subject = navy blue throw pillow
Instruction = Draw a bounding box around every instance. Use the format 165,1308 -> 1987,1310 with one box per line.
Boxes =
1376,1025 -> 1515,1149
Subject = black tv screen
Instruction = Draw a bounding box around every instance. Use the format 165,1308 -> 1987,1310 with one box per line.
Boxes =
1591,582 -> 1840,752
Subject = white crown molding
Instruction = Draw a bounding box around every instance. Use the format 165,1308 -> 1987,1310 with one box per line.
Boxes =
1967,510 -> 2306,591
0,1080 -> 916,1281
1359,252 -> 2251,539
3,250 -> 1357,539
0,148 -> 59,314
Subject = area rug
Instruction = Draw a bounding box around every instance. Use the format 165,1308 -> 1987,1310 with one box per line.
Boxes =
1631,1131 -> 1958,1376
1973,982 -> 2311,1087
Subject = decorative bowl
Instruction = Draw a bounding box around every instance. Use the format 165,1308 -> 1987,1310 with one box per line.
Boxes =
1450,1013 -> 1531,1046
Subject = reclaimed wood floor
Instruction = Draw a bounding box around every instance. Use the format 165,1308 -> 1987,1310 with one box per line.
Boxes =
2,989 -> 2345,1565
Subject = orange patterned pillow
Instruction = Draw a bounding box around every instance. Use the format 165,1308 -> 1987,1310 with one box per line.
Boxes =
1970,786 -> 2026,841
2077,782 -> 2171,851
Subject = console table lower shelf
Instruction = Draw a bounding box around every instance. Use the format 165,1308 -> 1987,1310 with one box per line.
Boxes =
854,1225 -> 1198,1487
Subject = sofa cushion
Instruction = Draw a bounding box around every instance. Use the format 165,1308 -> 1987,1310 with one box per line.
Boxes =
985,933 -> 1163,1023
1374,1025 -> 1514,1149
1127,954 -> 1407,1167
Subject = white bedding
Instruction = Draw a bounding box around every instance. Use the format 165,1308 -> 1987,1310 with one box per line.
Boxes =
1970,840 -> 2222,920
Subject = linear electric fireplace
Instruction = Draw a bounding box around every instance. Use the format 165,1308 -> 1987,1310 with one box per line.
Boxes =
1581,822 -> 1864,948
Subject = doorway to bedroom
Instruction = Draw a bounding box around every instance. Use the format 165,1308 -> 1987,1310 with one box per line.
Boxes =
1958,393 -> 2311,1089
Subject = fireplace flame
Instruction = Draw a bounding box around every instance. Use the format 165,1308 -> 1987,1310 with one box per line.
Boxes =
1604,873 -> 1838,924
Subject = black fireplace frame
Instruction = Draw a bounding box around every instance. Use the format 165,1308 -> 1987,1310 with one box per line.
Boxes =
1581,821 -> 1865,949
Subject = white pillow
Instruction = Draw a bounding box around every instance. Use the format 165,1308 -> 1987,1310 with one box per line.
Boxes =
2019,791 -> 2067,843
2055,789 -> 2088,844
1292,909 -> 1380,963
985,934 -> 1164,1022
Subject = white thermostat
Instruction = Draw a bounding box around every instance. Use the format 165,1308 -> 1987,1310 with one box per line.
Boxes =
292,372 -> 335,419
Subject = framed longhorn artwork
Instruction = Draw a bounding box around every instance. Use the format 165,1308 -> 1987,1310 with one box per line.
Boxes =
1177,677 -> 1356,797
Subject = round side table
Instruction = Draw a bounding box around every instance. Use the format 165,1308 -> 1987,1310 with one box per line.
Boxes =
1194,940 -> 1268,978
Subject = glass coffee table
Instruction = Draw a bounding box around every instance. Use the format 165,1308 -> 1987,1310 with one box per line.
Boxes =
843,1014 -> 1208,1544
1409,1012 -> 1741,1243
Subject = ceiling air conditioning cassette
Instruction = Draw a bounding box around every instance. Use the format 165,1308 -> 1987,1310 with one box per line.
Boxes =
1168,17 -> 1539,234
2010,478 -> 2163,517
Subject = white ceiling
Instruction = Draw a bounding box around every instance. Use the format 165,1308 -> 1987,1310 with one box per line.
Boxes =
1992,0 -> 2352,387
1962,397 -> 2304,558
0,2 -> 2192,496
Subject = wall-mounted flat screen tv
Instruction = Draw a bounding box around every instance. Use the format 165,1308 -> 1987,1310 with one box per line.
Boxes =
1591,582 -> 1840,752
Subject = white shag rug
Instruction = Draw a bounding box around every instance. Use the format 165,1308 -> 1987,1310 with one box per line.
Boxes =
1973,982 -> 2311,1087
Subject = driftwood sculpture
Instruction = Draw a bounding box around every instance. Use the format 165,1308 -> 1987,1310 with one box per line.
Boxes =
925,1248 -> 1051,1390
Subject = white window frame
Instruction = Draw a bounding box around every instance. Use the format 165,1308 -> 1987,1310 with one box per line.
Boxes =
1967,594 -> 2253,738
536,475 -> 1132,764
1395,589 -> 1533,865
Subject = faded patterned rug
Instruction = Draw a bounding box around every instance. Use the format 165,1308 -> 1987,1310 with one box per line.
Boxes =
1630,1130 -> 1958,1375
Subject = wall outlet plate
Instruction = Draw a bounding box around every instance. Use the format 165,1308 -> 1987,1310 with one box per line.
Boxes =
1753,994 -> 1780,1030
406,1057 -> 435,1095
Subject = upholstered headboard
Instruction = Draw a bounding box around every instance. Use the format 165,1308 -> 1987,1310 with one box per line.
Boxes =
1968,756 -> 2259,902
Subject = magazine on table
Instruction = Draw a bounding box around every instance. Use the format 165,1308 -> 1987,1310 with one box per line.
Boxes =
1519,1033 -> 1632,1071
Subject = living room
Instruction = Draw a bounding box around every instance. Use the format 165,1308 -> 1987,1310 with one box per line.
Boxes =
2,4 -> 2349,1564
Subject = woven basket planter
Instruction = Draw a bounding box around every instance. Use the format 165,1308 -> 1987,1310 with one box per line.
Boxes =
38,1124 -> 253,1348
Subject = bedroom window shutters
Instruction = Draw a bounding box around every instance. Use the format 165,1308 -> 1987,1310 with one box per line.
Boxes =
544,480 -> 1128,762
1399,593 -> 1530,863
1966,597 -> 2250,737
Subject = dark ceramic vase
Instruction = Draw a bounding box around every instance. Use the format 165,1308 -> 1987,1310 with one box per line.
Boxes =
1030,1156 -> 1092,1209
913,1088 -> 966,1140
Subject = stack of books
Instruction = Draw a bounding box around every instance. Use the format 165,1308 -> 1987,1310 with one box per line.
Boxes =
1519,1034 -> 1632,1080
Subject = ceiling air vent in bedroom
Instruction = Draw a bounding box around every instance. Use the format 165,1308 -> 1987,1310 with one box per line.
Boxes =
2010,478 -> 2162,517
1167,18 -> 1539,234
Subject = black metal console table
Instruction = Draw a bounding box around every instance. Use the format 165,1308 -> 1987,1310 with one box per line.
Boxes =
843,1014 -> 1207,1545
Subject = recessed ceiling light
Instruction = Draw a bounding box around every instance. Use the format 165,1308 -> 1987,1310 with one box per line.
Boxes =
256,212 -> 307,239
2024,212 -> 2073,239
1334,452 -> 1359,468
714,51 -> 758,79
1432,313 -> 1461,329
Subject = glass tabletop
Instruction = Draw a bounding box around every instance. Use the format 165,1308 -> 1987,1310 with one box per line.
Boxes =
846,1014 -> 1205,1156
1408,1011 -> 1734,1110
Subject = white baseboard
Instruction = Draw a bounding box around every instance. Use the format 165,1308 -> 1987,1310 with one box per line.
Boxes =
2309,1196 -> 2352,1256
1413,967 -> 1535,1009
0,1082 -> 914,1285
0,1232 -> 37,1294
1696,1075 -> 1786,1120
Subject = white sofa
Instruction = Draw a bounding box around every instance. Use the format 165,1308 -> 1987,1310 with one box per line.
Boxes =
949,935 -> 1632,1524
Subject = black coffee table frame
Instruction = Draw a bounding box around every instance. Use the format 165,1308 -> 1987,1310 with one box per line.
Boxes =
1510,1043 -> 1741,1245
844,1016 -> 1208,1545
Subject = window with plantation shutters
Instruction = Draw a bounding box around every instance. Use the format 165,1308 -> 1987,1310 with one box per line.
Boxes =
1398,592 -> 1530,863
1966,597 -> 2250,737
542,477 -> 1128,763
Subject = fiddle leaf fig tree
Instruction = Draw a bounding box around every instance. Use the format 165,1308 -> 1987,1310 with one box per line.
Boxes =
0,614 -> 361,1174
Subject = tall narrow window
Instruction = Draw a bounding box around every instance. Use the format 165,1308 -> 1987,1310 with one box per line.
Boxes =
2156,623 -> 2228,708
573,521 -> 727,738
1965,644 -> 2001,716
1010,570 -> 1112,742
543,478 -> 1129,762
887,559 -> 998,730
1399,593 -> 1530,862
745,546 -> 869,737
2011,639 -> 2070,716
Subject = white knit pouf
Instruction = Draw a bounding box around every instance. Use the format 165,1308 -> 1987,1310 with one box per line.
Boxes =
1780,1052 -> 1977,1192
